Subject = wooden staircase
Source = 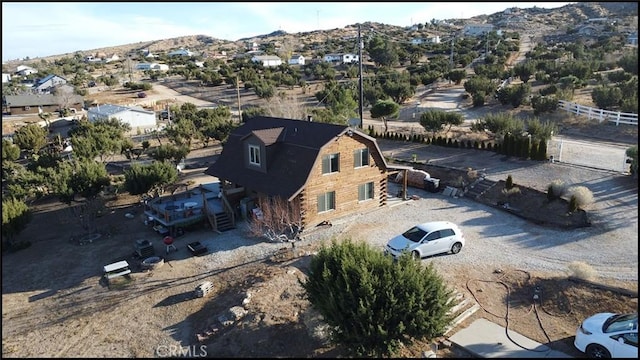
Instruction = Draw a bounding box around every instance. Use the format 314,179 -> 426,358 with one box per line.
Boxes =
466,178 -> 498,199
214,212 -> 235,232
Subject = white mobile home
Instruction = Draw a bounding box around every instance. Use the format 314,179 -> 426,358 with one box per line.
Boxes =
88,104 -> 156,135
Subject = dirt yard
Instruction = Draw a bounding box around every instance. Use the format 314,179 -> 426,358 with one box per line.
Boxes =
3,77 -> 638,358
2,158 -> 637,358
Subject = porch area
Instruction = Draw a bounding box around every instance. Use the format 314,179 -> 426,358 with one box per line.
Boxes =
143,182 -> 235,235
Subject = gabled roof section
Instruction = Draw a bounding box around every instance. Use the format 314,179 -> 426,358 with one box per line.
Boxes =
36,74 -> 65,86
243,127 -> 285,146
3,94 -> 82,107
88,104 -> 154,117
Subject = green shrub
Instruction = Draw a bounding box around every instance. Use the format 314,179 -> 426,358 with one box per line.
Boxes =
546,185 -> 556,202
505,175 -> 514,189
548,180 -> 567,200
301,238 -> 455,357
501,186 -> 521,198
565,186 -> 594,209
568,195 -> 579,213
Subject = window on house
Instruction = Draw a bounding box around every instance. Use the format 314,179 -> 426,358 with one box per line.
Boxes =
249,144 -> 261,166
354,148 -> 370,168
358,182 -> 374,201
322,153 -> 340,174
317,191 -> 336,213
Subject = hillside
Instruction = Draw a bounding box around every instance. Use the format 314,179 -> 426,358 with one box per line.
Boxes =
4,2 -> 636,67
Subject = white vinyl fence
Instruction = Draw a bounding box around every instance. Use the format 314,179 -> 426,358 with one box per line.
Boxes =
558,100 -> 638,126
547,136 -> 631,173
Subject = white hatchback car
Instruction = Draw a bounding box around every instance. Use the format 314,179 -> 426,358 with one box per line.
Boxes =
574,312 -> 638,358
385,221 -> 465,259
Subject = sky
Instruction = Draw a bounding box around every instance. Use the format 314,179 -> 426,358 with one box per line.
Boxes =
2,2 -> 572,62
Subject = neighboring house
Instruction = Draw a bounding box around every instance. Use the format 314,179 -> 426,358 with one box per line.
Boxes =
151,63 -> 169,71
3,93 -> 83,115
104,53 -> 120,63
323,53 -> 359,64
136,62 -> 168,71
33,74 -> 67,93
167,48 -> 194,57
463,23 -> 494,36
84,54 -> 102,63
342,53 -> 359,63
628,31 -> 638,46
15,65 -> 38,76
411,37 -> 441,45
323,53 -> 343,63
288,54 -> 305,65
136,63 -> 153,70
2,73 -> 11,83
204,116 -> 408,230
246,41 -> 259,51
87,104 -> 156,134
251,55 -> 282,67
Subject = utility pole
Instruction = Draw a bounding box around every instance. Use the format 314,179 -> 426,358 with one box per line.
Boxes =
128,54 -> 133,83
449,36 -> 455,71
236,76 -> 242,122
358,24 -> 364,129
485,31 -> 489,59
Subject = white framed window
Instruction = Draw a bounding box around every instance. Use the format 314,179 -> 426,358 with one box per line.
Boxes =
358,182 -> 374,201
249,144 -> 261,166
317,191 -> 336,213
354,148 -> 370,168
322,153 -> 340,174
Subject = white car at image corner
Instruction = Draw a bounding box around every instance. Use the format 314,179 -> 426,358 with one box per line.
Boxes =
385,221 -> 465,260
574,312 -> 638,358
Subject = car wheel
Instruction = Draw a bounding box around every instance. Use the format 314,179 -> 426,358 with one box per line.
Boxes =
412,251 -> 421,260
585,344 -> 611,358
451,242 -> 463,254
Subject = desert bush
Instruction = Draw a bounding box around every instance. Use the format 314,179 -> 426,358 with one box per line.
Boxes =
505,175 -> 514,189
546,185 -> 556,202
568,261 -> 597,280
501,187 -> 521,198
568,195 -> 579,213
565,186 -> 594,208
547,180 -> 567,201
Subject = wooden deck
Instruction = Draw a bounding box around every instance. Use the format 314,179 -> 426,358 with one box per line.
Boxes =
143,182 -> 223,228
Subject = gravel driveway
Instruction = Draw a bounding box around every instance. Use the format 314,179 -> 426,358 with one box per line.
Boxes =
295,142 -> 638,282
186,141 -> 637,284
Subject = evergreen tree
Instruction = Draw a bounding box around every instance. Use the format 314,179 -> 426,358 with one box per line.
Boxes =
301,239 -> 454,357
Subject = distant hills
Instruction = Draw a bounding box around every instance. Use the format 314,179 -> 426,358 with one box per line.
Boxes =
6,2 -> 637,65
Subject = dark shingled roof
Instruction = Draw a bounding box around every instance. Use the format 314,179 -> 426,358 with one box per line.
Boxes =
206,116 -> 357,200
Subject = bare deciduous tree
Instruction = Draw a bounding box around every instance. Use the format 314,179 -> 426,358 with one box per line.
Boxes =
68,197 -> 106,236
263,94 -> 308,120
277,36 -> 298,63
53,87 -> 77,112
248,195 -> 302,242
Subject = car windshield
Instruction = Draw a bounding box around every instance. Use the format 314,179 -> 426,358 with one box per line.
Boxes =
604,313 -> 638,333
402,226 -> 427,242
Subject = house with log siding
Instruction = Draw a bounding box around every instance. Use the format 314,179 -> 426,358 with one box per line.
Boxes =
205,116 -> 409,231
